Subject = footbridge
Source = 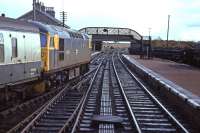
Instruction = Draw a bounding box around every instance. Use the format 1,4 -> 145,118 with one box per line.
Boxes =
79,27 -> 143,50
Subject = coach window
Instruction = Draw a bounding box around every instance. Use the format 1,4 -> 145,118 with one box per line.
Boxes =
0,33 -> 4,62
11,37 -> 18,58
59,38 -> 64,61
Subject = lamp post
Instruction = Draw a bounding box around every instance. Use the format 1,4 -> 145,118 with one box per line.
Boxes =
148,27 -> 151,37
148,28 -> 152,59
166,15 -> 170,47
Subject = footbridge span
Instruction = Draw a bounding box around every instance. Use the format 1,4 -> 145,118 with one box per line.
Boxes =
79,27 -> 143,50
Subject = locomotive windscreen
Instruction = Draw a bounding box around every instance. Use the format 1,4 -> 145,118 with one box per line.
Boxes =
40,32 -> 47,47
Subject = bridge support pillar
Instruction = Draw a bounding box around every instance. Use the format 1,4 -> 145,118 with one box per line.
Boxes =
92,41 -> 102,51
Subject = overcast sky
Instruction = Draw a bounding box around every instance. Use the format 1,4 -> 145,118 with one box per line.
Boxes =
1,0 -> 200,41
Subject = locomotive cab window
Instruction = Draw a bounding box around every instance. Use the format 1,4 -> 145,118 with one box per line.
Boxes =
11,37 -> 18,58
59,38 -> 64,51
0,33 -> 4,62
40,33 -> 47,47
59,38 -> 64,61
50,37 -> 54,47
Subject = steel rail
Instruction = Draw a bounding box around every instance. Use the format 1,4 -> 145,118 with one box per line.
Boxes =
21,86 -> 70,133
118,53 -> 190,133
71,58 -> 104,133
58,77 -> 91,133
112,53 -> 142,133
7,100 -> 49,133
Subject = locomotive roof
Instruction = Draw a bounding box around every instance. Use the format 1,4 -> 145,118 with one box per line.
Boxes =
0,16 -> 39,33
30,21 -> 87,39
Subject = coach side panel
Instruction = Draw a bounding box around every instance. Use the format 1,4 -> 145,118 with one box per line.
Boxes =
0,30 -> 41,87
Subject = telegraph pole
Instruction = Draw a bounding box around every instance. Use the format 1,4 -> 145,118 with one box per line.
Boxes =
60,11 -> 67,27
166,15 -> 170,47
33,0 -> 36,20
60,0 -> 67,27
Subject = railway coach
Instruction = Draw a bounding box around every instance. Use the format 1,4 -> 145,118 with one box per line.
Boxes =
0,17 -> 41,89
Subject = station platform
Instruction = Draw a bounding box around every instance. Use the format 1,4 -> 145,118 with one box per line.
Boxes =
123,54 -> 200,107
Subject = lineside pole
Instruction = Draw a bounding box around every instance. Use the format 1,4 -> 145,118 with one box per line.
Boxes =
60,11 -> 67,27
166,15 -> 170,47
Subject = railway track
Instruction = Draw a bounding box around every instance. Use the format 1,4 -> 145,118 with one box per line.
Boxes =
4,74 -> 91,133
23,90 -> 84,133
70,51 -> 190,133
90,52 -> 103,70
0,85 -> 62,133
19,59 -> 103,133
71,57 -> 106,132
71,55 -> 136,132
110,58 -> 136,132
112,53 -> 190,133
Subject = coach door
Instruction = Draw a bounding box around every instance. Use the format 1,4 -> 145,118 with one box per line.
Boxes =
0,32 -> 10,84
10,33 -> 25,83
23,34 -> 30,79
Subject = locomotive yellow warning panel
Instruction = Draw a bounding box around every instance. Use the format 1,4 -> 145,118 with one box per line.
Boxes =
54,34 -> 59,50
